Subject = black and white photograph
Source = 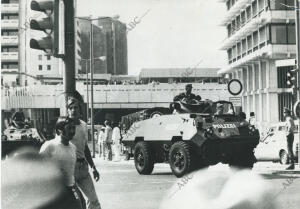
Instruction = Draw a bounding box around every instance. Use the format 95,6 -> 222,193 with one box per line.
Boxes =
1,0 -> 300,208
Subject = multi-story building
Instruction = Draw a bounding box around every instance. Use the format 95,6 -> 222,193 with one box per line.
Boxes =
1,0 -> 21,86
77,18 -> 107,74
1,0 -> 81,87
97,17 -> 128,75
219,0 -> 297,131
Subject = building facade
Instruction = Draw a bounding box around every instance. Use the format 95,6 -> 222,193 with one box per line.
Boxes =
97,17 -> 128,75
1,0 -> 81,87
219,0 -> 297,131
1,0 -> 21,86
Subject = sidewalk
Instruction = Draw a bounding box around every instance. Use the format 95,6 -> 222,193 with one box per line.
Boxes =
253,162 -> 300,176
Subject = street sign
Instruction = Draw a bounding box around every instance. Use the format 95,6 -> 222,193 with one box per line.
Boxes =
229,97 -> 242,106
228,79 -> 243,96
293,100 -> 300,118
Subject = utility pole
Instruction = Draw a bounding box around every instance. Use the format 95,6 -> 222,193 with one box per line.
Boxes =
63,0 -> 76,106
90,19 -> 96,158
295,0 -> 300,167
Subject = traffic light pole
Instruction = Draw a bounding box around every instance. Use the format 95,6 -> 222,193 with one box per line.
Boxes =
296,0 -> 300,167
90,20 -> 96,158
63,0 -> 76,111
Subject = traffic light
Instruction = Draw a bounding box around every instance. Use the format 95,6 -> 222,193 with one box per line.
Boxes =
29,0 -> 64,57
287,68 -> 298,89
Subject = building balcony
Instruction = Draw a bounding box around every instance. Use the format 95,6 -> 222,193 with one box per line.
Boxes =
1,3 -> 19,13
1,52 -> 19,62
1,19 -> 19,29
221,10 -> 295,50
1,68 -> 19,73
219,44 -> 296,74
1,36 -> 18,46
221,0 -> 252,25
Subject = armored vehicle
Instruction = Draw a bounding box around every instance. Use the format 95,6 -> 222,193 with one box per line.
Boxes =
2,125 -> 45,158
122,99 -> 260,177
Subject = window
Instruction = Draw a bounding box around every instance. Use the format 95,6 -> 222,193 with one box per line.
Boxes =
226,0 -> 230,10
247,35 -> 252,49
46,55 -> 51,60
287,24 -> 296,44
227,24 -> 232,37
258,0 -> 265,12
246,6 -> 252,21
253,31 -> 259,48
236,16 -> 241,31
38,55 -> 42,60
259,26 -> 266,42
227,48 -> 232,61
252,0 -> 258,17
269,0 -> 291,10
47,65 -> 51,70
241,11 -> 246,26
242,39 -> 247,55
271,25 -> 287,44
232,20 -> 236,33
237,42 -> 241,58
39,65 -> 42,70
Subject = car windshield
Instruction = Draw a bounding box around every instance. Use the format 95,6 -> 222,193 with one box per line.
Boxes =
213,102 -> 235,115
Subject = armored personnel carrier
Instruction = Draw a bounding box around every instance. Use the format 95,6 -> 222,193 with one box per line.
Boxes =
122,99 -> 260,177
2,125 -> 45,158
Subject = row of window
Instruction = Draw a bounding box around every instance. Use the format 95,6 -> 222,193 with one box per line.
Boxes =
38,54 -> 51,61
2,30 -> 18,36
226,0 -> 295,37
226,0 -> 294,11
227,24 -> 295,63
1,46 -> 18,52
1,63 -> 18,69
1,0 -> 19,3
1,14 -> 18,20
39,65 -> 51,71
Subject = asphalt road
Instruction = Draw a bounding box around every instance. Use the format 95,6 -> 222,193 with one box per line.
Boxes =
93,159 -> 300,209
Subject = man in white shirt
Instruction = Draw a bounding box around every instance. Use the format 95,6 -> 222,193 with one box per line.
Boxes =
284,108 -> 295,170
104,120 -> 113,161
97,128 -> 105,159
112,122 -> 121,162
39,116 -> 84,209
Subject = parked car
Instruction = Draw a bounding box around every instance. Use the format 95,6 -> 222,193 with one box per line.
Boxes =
254,122 -> 299,164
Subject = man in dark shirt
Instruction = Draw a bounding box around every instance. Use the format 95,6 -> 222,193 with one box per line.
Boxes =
11,108 -> 25,128
173,84 -> 202,102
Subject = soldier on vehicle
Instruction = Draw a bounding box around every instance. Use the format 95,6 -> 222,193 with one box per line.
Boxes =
173,84 -> 202,103
215,103 -> 224,115
284,107 -> 295,170
11,108 -> 26,128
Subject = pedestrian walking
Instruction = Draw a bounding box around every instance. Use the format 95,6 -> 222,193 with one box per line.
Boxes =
284,107 -> 295,170
39,116 -> 85,209
112,122 -> 121,162
104,120 -> 113,161
98,128 -> 105,159
67,97 -> 102,209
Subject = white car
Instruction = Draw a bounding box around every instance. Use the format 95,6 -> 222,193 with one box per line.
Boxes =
254,122 -> 299,164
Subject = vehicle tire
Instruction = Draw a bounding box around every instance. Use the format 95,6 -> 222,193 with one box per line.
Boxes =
134,142 -> 154,175
169,141 -> 193,178
150,111 -> 163,118
280,150 -> 289,165
124,150 -> 130,161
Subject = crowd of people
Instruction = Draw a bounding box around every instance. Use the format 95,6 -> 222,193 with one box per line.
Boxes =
97,120 -> 122,162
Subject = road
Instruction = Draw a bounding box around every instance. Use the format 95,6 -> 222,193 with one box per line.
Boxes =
93,159 -> 300,209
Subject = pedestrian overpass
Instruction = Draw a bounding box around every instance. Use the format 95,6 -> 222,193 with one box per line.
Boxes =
1,83 -> 231,110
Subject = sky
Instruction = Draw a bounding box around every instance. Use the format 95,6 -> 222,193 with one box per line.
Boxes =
77,0 -> 227,75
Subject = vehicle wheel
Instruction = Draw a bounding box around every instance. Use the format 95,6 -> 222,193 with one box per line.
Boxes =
150,111 -> 163,118
169,141 -> 193,178
229,150 -> 256,169
134,142 -> 154,175
124,150 -> 130,161
280,150 -> 289,165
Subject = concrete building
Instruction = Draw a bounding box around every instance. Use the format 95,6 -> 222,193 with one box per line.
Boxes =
1,0 -> 81,87
1,0 -> 22,86
219,0 -> 297,131
77,18 -> 107,74
97,17 -> 128,75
